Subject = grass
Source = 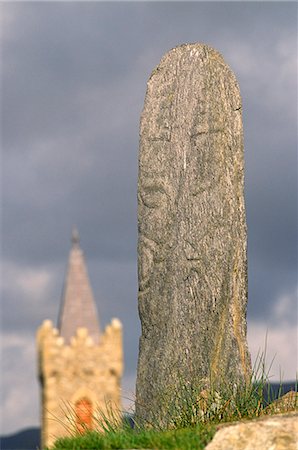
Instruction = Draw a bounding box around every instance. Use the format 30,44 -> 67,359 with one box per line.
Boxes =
50,423 -> 215,449
49,351 -> 297,450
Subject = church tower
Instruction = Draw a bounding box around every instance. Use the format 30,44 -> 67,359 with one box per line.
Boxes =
37,230 -> 123,449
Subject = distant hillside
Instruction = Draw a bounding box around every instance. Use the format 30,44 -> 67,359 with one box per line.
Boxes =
0,428 -> 40,450
263,381 -> 297,402
1,383 -> 296,450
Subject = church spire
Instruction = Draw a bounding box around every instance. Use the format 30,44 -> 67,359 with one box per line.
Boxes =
58,228 -> 101,344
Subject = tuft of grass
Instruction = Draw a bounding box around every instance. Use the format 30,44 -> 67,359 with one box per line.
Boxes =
50,423 -> 215,450
48,350 -> 297,450
134,349 -> 290,430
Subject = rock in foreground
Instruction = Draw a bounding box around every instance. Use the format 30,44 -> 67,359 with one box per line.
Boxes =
205,412 -> 298,450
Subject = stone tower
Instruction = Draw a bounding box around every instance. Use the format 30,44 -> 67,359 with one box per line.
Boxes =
37,229 -> 123,448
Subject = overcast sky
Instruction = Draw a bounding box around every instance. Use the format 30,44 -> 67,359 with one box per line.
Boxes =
1,1 -> 297,435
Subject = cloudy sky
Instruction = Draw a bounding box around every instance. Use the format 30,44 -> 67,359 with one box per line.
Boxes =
1,1 -> 297,435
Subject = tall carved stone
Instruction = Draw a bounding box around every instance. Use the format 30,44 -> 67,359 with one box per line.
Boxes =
136,44 -> 251,424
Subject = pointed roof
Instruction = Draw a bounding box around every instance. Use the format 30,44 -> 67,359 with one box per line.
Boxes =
58,228 -> 101,344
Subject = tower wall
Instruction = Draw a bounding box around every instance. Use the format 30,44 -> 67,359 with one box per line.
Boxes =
37,319 -> 123,449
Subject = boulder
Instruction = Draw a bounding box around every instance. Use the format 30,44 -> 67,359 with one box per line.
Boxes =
205,412 -> 298,450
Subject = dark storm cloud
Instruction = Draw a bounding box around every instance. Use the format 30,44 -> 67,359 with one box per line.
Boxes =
3,2 -> 149,147
1,261 -> 63,333
4,2 -> 296,150
3,0 -> 297,303
1,1 -> 297,433
3,0 -> 297,321
3,3 -> 152,265
3,134 -> 138,263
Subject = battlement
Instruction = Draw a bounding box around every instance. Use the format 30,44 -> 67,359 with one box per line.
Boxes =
37,318 -> 122,349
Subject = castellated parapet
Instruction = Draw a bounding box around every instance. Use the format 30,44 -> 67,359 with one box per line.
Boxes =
37,318 -> 123,448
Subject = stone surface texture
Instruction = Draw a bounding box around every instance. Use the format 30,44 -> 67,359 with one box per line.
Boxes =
205,412 -> 298,450
37,234 -> 123,449
265,391 -> 298,414
136,43 -> 251,423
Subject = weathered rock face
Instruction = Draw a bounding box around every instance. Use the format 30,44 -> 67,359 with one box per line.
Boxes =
265,391 -> 298,414
136,43 -> 251,424
205,413 -> 298,450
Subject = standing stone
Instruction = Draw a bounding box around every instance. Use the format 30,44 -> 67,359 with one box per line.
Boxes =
136,43 -> 251,424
